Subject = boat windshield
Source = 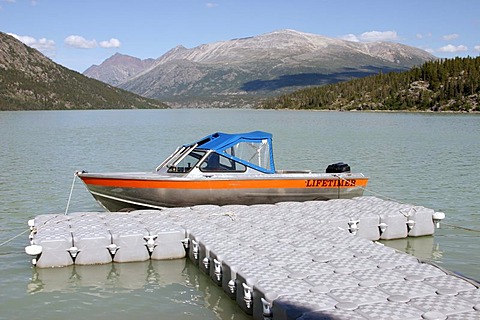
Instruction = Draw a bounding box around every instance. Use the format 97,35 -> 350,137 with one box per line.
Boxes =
223,139 -> 272,172
158,131 -> 276,174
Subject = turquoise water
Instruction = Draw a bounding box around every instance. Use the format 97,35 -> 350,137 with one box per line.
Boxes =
0,109 -> 479,319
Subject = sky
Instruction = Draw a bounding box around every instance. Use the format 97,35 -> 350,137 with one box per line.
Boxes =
1,0 -> 479,73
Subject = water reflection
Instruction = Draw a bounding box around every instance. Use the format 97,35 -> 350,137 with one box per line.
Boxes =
381,236 -> 443,262
27,259 -> 251,320
28,259 -> 189,294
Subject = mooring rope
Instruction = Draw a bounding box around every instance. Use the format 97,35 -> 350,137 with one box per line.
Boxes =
3,172 -> 478,250
440,223 -> 480,233
335,174 -> 480,234
0,228 -> 30,247
64,172 -> 77,215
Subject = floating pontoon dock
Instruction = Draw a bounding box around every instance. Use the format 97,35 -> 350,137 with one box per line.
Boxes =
26,197 -> 479,320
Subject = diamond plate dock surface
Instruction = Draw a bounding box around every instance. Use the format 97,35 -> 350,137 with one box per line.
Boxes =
27,197 -> 479,320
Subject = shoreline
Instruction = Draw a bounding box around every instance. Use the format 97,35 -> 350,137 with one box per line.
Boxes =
1,106 -> 480,114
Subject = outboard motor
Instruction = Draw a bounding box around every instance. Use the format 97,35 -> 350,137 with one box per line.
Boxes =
326,162 -> 351,173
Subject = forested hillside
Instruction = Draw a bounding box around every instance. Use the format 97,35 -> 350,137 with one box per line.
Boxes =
261,57 -> 480,112
0,32 -> 167,110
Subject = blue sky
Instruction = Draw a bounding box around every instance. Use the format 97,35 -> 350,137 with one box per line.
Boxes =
1,0 -> 479,72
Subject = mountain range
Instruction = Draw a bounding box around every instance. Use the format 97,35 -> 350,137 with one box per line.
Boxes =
84,29 -> 436,107
0,32 -> 167,110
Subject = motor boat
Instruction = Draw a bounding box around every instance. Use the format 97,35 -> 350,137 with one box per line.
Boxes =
77,131 -> 368,211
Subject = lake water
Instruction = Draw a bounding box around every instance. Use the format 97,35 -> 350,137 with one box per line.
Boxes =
0,109 -> 479,319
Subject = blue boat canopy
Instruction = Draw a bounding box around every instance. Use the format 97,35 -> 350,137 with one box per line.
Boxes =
186,131 -> 276,173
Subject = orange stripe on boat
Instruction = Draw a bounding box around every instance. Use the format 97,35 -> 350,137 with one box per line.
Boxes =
80,177 -> 368,190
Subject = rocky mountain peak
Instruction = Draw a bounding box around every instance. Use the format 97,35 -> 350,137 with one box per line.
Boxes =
84,52 -> 155,86
82,29 -> 436,107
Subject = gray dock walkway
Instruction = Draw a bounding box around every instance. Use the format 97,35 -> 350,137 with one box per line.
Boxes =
26,197 -> 479,320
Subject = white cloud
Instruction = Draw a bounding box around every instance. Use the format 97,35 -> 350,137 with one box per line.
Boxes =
64,35 -> 97,49
7,32 -> 56,55
442,33 -> 459,41
65,35 -> 121,49
438,44 -> 468,53
99,38 -> 121,48
340,34 -> 360,42
359,30 -> 399,42
340,30 -> 399,43
416,32 -> 432,39
8,33 -> 35,46
35,37 -> 56,51
473,45 -> 480,52
205,2 -> 218,8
